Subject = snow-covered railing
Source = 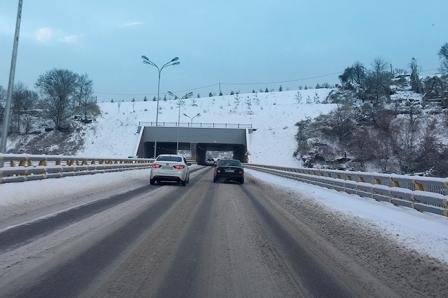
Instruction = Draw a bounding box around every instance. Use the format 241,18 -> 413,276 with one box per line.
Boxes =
245,164 -> 448,217
0,154 -> 154,184
139,121 -> 253,129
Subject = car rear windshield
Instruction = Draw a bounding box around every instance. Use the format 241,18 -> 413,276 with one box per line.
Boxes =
157,156 -> 183,162
218,160 -> 241,167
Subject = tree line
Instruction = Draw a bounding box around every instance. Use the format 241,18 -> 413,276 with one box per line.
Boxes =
0,69 -> 99,134
294,42 -> 448,177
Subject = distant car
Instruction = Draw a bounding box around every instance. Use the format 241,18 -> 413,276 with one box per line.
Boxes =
150,154 -> 190,186
213,159 -> 244,184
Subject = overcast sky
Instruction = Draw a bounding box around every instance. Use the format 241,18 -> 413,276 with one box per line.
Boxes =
0,0 -> 446,100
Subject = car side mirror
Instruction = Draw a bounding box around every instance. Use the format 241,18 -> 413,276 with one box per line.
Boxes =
187,163 -> 192,166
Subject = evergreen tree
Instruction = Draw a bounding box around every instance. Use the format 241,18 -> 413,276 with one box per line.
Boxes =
439,43 -> 448,75
279,85 -> 283,92
143,96 -> 148,101
265,88 -> 269,93
410,58 -> 422,93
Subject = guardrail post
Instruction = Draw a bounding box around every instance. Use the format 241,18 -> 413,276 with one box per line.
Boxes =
414,181 -> 424,191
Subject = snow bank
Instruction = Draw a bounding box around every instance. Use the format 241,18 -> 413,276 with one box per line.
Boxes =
0,169 -> 151,226
80,90 -> 336,167
247,169 -> 448,264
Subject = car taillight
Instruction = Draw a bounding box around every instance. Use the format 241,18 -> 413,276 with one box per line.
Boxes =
151,163 -> 162,168
174,165 -> 185,170
238,170 -> 244,175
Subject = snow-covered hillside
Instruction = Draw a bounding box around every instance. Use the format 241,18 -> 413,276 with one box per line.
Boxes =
80,89 -> 336,166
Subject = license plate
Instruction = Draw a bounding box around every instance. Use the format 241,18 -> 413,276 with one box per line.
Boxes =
225,169 -> 234,173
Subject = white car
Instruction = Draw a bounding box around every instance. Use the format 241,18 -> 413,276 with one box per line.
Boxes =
150,154 -> 190,186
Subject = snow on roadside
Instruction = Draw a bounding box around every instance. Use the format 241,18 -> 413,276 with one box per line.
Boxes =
0,169 -> 151,227
246,169 -> 448,264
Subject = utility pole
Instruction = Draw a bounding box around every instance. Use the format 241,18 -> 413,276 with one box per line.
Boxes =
1,0 -> 23,154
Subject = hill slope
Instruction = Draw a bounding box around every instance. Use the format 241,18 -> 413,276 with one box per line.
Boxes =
79,89 -> 336,166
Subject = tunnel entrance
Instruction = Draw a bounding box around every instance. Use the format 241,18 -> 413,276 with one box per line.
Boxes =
195,143 -> 247,164
136,125 -> 252,164
206,151 -> 233,160
143,142 -> 191,157
141,142 -> 247,164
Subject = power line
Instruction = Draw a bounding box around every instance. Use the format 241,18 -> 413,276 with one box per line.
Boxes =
94,66 -> 442,98
222,72 -> 341,86
95,72 -> 340,97
95,82 -> 220,97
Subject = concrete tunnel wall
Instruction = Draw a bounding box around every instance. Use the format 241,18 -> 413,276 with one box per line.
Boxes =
136,127 -> 248,163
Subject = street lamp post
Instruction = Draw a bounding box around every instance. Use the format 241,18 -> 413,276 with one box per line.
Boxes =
183,112 -> 200,161
141,55 -> 180,158
1,0 -> 23,155
168,91 -> 193,154
183,113 -> 201,125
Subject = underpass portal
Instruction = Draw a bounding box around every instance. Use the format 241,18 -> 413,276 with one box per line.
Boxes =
137,126 -> 250,163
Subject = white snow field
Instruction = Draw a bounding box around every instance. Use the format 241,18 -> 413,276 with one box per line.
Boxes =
247,169 -> 448,264
80,89 -> 335,166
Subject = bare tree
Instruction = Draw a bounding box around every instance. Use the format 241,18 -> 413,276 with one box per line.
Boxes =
11,83 -> 38,133
0,85 -> 5,102
339,62 -> 366,91
348,127 -> 374,170
35,69 -> 79,130
365,58 -> 392,103
74,74 -> 96,121
415,118 -> 441,175
0,86 -> 5,122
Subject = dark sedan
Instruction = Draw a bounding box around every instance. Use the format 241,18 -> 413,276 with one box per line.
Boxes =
213,159 -> 244,184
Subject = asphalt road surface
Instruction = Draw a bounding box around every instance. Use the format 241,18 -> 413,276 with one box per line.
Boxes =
0,167 -> 447,297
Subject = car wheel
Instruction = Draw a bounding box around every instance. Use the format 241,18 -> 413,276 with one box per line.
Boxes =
180,179 -> 187,186
150,178 -> 156,185
240,178 -> 245,184
213,177 -> 218,183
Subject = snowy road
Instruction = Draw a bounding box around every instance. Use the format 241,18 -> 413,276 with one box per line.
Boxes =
0,168 -> 447,297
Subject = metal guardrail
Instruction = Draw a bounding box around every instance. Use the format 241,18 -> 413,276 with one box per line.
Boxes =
245,164 -> 448,217
0,154 -> 154,184
138,121 -> 253,129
